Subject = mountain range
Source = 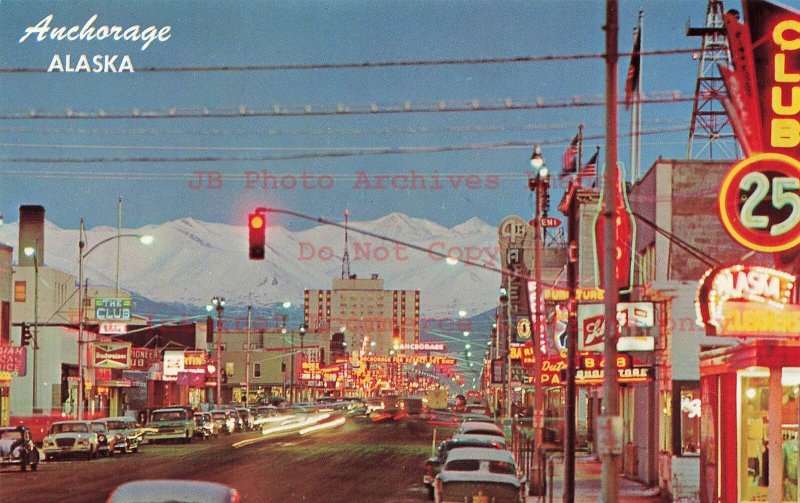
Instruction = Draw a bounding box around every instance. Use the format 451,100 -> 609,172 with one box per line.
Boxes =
0,212 -> 505,317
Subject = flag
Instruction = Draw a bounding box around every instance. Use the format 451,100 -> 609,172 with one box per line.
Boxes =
580,147 -> 599,179
624,19 -> 642,110
560,132 -> 580,176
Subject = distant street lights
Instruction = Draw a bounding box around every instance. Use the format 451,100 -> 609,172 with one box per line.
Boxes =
77,219 -> 153,419
23,245 -> 39,413
207,296 -> 225,407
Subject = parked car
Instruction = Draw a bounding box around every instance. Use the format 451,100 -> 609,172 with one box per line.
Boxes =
234,407 -> 255,431
423,437 -> 504,499
209,409 -> 237,434
145,408 -> 196,443
90,421 -> 112,457
42,420 -> 99,461
433,447 -> 524,503
93,417 -> 141,454
194,412 -> 218,439
107,479 -> 240,503
0,425 -> 40,471
457,421 -> 506,440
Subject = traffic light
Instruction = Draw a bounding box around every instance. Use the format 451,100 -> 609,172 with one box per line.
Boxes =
21,323 -> 32,347
248,211 -> 266,260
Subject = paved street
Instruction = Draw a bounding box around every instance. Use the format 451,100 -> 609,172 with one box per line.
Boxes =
1,416 -> 434,503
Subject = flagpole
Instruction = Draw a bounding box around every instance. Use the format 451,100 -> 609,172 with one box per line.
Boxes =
577,124 -> 584,178
636,10 -> 643,183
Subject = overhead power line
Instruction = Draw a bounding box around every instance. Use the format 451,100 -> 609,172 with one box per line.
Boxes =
0,126 -> 688,164
0,117 -> 688,138
0,47 -> 697,74
1,91 -> 690,120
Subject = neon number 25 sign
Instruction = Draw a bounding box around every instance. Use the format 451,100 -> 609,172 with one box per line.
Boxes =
719,153 -> 800,253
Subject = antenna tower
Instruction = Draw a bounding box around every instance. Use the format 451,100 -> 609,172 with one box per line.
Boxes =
686,0 -> 740,159
341,209 -> 351,279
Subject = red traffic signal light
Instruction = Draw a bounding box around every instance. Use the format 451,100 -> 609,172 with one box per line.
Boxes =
248,212 -> 266,260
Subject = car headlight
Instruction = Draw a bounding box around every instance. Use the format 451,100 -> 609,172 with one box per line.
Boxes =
78,439 -> 89,446
98,434 -> 106,442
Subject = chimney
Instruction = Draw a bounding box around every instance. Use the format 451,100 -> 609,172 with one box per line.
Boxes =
18,205 -> 45,266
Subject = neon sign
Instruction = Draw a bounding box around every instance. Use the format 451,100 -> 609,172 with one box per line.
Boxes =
695,264 -> 796,336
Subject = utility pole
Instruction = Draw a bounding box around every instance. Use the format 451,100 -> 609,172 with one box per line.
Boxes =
562,180 -> 579,503
210,296 -> 225,407
601,0 -> 621,501
245,296 -> 252,406
77,219 -> 85,420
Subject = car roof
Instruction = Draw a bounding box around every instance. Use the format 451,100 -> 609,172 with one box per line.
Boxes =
459,422 -> 504,434
452,433 -> 507,446
444,447 -> 515,464
152,407 -> 188,412
95,416 -> 135,422
52,420 -> 90,425
443,437 -> 500,448
107,479 -> 239,503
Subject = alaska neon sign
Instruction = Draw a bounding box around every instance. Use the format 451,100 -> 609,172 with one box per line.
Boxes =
695,264 -> 796,336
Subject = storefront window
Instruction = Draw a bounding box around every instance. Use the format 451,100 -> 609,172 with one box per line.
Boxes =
782,368 -> 800,502
659,390 -> 671,453
679,388 -> 700,455
739,370 -> 769,502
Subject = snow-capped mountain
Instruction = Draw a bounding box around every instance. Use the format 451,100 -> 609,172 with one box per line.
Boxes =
0,213 -> 501,316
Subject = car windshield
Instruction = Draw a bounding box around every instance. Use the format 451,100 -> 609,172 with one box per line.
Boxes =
444,459 -> 480,472
104,421 -> 128,430
151,411 -> 186,422
91,423 -> 107,432
50,423 -> 88,434
0,430 -> 22,440
466,429 -> 503,438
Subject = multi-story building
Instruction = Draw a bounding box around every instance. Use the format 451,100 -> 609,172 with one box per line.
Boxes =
304,275 -> 420,358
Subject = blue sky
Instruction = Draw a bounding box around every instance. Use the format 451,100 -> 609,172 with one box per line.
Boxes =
0,0 -> 712,231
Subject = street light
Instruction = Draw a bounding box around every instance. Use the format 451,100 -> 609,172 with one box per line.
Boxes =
527,145 -> 548,492
77,219 -> 153,419
23,245 -> 39,413
207,296 -> 225,407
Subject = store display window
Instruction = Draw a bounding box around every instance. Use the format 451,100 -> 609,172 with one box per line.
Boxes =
739,369 -> 768,502
679,387 -> 700,455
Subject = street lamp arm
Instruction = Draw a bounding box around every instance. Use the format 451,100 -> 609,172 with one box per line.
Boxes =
83,233 -> 150,259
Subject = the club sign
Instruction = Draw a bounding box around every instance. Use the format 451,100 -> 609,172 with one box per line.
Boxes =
94,298 -> 132,321
718,152 -> 800,252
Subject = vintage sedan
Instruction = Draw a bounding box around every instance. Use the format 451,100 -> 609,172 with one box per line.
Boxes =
42,420 -> 99,461
90,421 -> 112,457
93,417 -> 142,454
457,421 -> 506,440
0,425 -> 40,471
423,436 -> 504,499
107,479 -> 240,503
209,409 -> 237,434
433,448 -> 524,503
145,407 -> 196,443
194,412 -> 218,439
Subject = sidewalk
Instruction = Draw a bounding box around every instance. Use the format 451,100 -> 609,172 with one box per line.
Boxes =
527,454 -> 662,502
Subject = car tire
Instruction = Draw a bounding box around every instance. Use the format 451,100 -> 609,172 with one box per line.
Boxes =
86,448 -> 93,461
426,485 -> 434,500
